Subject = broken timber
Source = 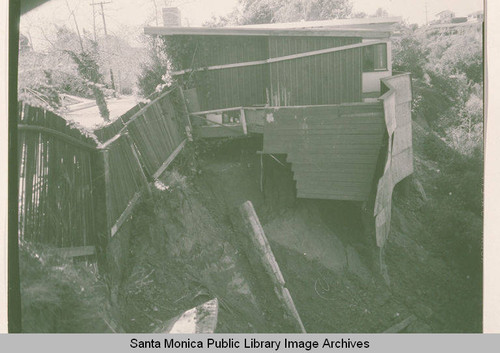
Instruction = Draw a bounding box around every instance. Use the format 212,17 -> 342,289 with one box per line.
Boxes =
238,201 -> 306,333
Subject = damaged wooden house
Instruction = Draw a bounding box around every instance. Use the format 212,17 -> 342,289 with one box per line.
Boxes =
144,15 -> 414,247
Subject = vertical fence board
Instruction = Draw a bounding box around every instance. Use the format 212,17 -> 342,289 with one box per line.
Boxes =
18,103 -> 101,250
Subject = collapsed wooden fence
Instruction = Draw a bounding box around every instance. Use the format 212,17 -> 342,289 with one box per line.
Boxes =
95,87 -> 189,238
17,87 -> 190,255
17,103 -> 102,255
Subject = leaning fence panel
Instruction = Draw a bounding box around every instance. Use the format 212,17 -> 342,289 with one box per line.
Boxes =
17,103 -> 101,250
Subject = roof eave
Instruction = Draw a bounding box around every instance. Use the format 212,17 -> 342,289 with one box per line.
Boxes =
143,26 -> 391,39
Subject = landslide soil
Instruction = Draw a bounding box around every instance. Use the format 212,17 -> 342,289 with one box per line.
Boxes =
117,126 -> 482,333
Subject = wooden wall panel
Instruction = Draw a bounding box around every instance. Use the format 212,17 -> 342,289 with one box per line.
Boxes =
268,36 -> 363,106
183,35 -> 364,110
263,102 -> 385,201
374,73 -> 413,247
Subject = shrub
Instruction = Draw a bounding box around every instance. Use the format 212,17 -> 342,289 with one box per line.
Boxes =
20,241 -> 111,332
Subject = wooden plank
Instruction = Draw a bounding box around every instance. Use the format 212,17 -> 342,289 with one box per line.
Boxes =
240,108 -> 248,135
145,26 -> 390,39
170,41 -> 387,76
152,139 -> 187,180
264,134 -> 384,145
102,149 -> 113,237
296,179 -> 372,190
266,125 -> 385,135
50,246 -> 96,258
190,106 -> 243,116
266,115 -> 384,126
288,154 -> 378,164
292,163 -> 376,173
194,125 -> 246,138
111,191 -> 142,238
125,133 -> 151,195
297,192 -> 367,201
293,172 -> 373,183
239,201 -> 306,333
18,124 -> 98,151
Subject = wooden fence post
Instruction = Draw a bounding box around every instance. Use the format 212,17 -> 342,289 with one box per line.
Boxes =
240,108 -> 247,135
239,201 -> 306,333
102,149 -> 113,237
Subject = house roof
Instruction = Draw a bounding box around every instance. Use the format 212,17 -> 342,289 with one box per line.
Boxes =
144,17 -> 402,39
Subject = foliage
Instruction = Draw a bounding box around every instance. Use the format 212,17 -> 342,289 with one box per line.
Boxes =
394,24 -> 483,156
426,28 -> 483,84
208,0 -> 354,26
18,25 -> 116,120
66,49 -> 110,121
392,30 -> 429,79
137,38 -> 171,97
419,133 -> 483,274
20,241 -> 112,332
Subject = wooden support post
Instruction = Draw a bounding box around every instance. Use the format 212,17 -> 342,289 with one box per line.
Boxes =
177,86 -> 193,132
102,149 -> 113,238
260,153 -> 264,193
239,201 -> 306,333
379,245 -> 390,286
240,108 -> 247,135
152,139 -> 187,180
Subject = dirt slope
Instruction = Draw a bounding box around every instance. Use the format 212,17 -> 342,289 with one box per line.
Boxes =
118,124 -> 481,333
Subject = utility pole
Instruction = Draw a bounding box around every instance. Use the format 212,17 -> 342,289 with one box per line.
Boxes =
90,1 -> 116,93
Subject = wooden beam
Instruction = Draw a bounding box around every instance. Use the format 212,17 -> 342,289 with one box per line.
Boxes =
152,139 -> 187,180
17,124 -> 98,151
124,132 -> 151,196
102,149 -> 113,237
193,125 -> 246,139
240,108 -> 247,135
50,246 -> 96,258
171,40 -> 387,76
190,106 -> 244,116
110,192 -> 141,237
239,201 -> 306,333
144,26 -> 391,39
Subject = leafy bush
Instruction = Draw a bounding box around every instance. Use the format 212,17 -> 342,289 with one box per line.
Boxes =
20,241 -> 112,332
392,32 -> 429,79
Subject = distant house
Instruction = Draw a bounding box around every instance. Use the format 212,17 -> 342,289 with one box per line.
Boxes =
468,11 -> 484,22
435,10 -> 455,23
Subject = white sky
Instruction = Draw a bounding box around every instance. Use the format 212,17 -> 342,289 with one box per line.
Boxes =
22,0 -> 484,49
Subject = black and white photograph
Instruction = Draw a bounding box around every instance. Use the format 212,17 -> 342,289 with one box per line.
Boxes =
5,0 -> 487,335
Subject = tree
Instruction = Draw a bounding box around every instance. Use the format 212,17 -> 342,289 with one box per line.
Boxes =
236,0 -> 353,25
392,30 -> 429,79
66,49 -> 110,121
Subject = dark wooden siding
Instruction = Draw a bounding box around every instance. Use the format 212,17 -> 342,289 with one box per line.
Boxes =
179,35 -> 270,111
263,102 -> 385,201
176,35 -> 363,110
268,36 -> 363,106
17,103 -> 101,248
